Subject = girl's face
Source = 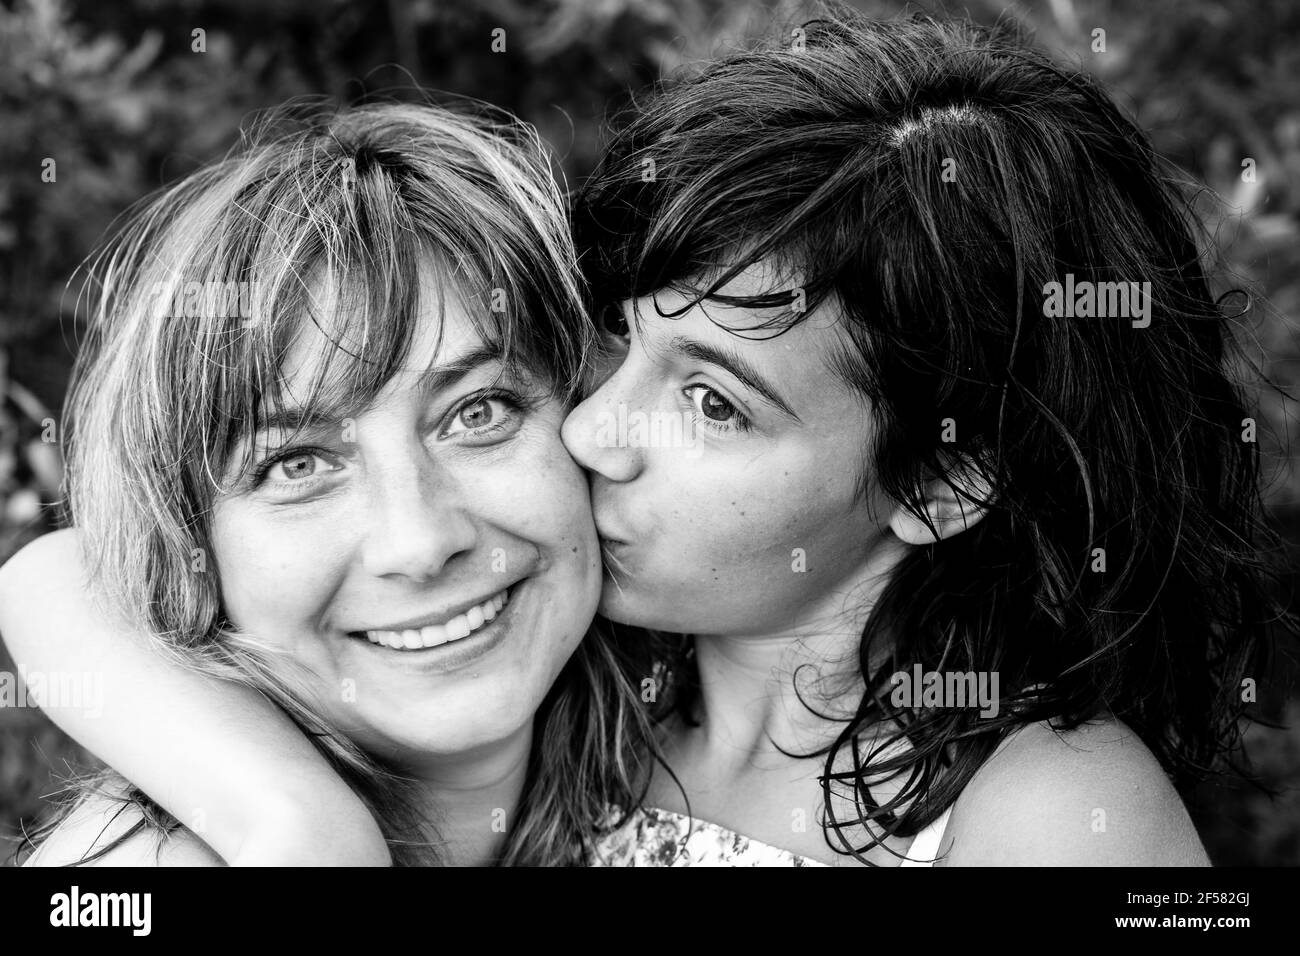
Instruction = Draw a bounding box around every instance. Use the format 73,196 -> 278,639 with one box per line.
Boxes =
210,274 -> 600,770
562,263 -> 900,638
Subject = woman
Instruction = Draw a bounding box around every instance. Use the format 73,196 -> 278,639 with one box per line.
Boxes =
3,12 -> 1284,865
1,100 -> 652,866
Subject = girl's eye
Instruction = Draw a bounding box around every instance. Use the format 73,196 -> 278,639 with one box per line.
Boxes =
685,385 -> 749,432
601,304 -> 630,339
698,389 -> 732,422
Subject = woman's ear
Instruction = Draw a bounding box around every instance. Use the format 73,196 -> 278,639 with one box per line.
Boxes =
888,456 -> 995,545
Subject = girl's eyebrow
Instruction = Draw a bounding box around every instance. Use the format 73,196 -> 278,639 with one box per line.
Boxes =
667,334 -> 801,422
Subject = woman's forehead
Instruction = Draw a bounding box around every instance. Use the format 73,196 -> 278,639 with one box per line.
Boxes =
276,268 -> 485,390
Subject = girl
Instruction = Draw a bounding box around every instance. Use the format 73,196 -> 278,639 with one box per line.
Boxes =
570,11 -> 1282,864
2,12 -> 1284,865
0,100 -> 653,866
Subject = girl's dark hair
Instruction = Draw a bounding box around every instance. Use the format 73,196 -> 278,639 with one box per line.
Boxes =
576,8 -> 1293,861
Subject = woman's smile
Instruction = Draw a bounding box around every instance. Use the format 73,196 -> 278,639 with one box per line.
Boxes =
338,585 -> 515,674
355,587 -> 509,650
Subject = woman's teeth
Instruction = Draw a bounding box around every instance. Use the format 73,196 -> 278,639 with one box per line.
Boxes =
362,591 -> 508,651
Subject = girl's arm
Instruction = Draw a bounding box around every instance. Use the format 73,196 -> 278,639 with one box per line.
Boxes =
25,790 -> 227,866
0,528 -> 390,866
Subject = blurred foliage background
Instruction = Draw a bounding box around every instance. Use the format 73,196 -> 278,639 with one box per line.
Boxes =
1,0 -> 1297,865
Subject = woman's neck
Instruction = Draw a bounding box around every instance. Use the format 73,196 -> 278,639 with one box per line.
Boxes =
407,722 -> 533,866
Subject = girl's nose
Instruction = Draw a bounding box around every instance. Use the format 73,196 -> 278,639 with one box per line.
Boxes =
561,384 -> 646,485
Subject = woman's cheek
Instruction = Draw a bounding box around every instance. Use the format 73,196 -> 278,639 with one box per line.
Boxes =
210,500 -> 351,641
489,413 -> 596,542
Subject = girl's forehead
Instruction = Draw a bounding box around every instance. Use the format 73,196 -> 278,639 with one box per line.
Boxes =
642,255 -> 845,347
656,257 -> 802,311
633,283 -> 858,426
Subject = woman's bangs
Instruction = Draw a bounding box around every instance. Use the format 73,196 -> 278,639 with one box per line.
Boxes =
204,222 -> 426,482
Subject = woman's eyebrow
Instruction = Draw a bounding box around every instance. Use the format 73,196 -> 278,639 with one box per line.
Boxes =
255,347 -> 505,435
416,345 -> 503,396
667,334 -> 800,422
254,406 -> 345,435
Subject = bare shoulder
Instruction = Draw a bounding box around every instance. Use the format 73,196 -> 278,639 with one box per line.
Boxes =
24,791 -> 224,867
0,527 -> 86,621
0,526 -> 82,584
941,717 -> 1209,866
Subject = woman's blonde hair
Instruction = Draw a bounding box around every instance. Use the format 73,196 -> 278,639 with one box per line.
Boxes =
38,97 -> 653,865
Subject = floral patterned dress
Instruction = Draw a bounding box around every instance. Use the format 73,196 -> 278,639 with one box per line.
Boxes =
588,804 -> 953,867
589,806 -> 825,867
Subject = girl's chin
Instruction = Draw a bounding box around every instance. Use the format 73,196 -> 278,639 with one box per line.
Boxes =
597,587 -> 669,631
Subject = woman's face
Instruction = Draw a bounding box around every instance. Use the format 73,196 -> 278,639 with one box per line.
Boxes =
562,262 -> 899,638
210,272 -> 600,770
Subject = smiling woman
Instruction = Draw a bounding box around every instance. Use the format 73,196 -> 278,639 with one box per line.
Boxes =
2,100 -> 653,866
205,267 -> 593,770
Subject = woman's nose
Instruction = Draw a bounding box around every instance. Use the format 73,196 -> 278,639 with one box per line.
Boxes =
561,382 -> 645,485
361,452 -> 477,582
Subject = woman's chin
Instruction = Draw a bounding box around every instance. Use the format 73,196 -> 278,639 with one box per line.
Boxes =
351,707 -> 534,768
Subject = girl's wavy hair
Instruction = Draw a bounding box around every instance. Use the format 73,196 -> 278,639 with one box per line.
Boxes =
27,97 -> 654,866
576,9 -> 1294,862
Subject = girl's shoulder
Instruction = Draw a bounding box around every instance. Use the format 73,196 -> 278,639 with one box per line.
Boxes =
24,787 -> 224,867
940,716 -> 1209,866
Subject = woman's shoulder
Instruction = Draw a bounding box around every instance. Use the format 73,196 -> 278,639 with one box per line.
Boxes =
24,788 -> 224,867
941,716 -> 1209,866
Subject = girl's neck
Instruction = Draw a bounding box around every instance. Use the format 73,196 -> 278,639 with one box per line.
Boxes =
407,722 -> 533,866
688,622 -> 860,767
686,536 -> 908,768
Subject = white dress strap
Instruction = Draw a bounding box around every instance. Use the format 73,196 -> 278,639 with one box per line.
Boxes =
898,806 -> 953,867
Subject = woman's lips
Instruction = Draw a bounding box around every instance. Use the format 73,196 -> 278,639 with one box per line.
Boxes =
353,589 -> 509,651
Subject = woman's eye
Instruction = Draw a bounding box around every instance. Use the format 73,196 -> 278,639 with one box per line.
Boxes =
267,452 -> 327,482
686,385 -> 738,424
443,395 -> 521,439
250,448 -> 342,497
457,398 -> 495,430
